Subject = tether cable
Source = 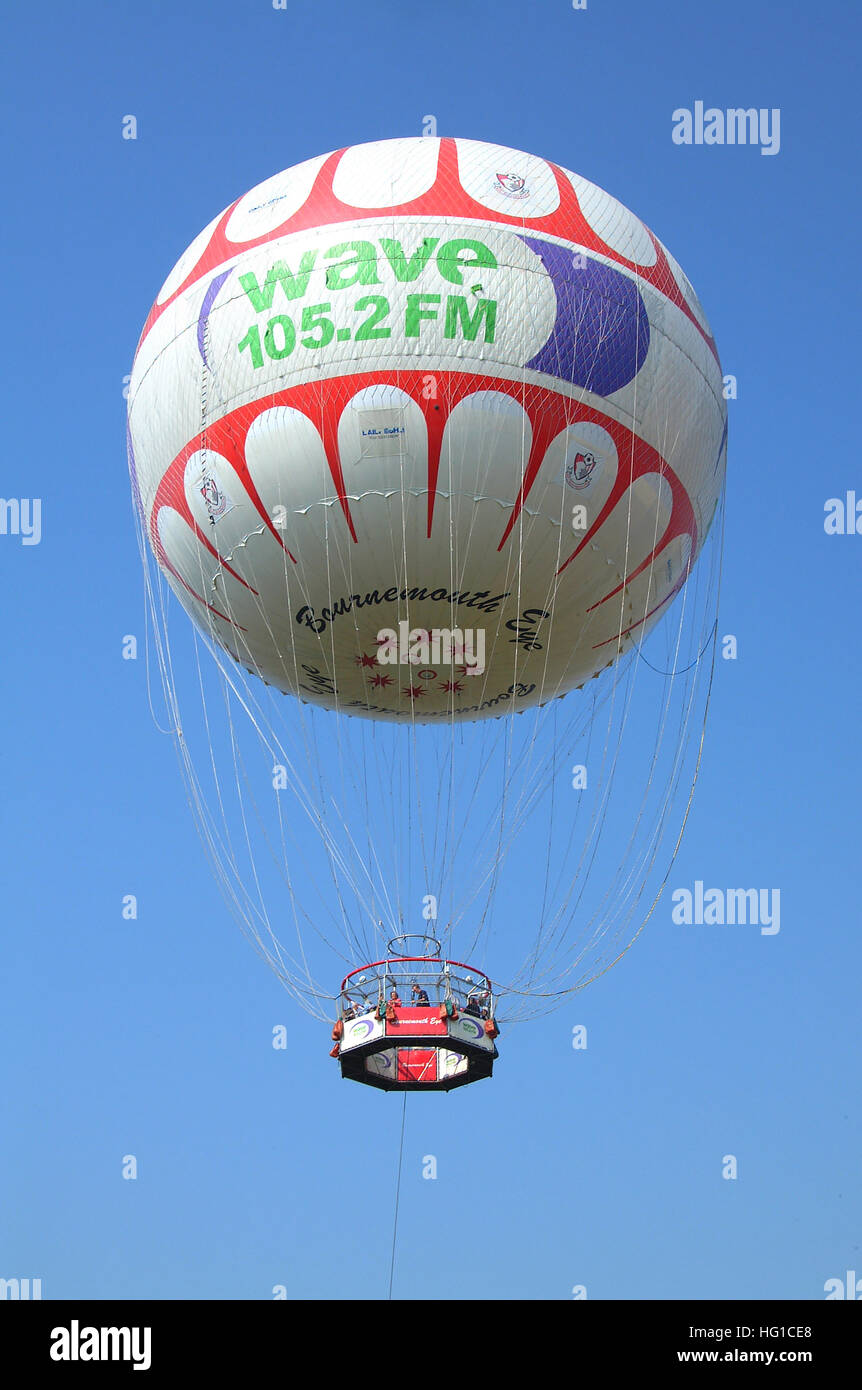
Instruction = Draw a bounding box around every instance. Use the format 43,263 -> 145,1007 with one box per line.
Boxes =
387,1093 -> 408,1300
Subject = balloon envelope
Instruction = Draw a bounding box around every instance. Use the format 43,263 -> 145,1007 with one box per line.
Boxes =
128,137 -> 726,723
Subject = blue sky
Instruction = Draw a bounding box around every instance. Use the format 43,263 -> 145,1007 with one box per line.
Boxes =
2,0 -> 860,1300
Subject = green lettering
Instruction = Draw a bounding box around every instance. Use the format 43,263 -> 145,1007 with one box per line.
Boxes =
444,296 -> 497,343
324,240 -> 380,291
379,236 -> 439,282
263,314 -> 296,360
405,294 -> 441,337
239,251 -> 318,311
354,295 -> 391,340
237,323 -> 263,368
436,238 -> 498,286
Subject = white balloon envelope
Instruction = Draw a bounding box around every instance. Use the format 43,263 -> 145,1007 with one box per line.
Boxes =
128,137 -> 726,724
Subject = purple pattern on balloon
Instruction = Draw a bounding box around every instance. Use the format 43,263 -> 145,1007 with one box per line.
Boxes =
518,236 -> 649,395
197,268 -> 235,366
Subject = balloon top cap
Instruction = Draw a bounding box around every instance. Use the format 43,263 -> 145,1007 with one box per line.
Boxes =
386,934 -> 442,959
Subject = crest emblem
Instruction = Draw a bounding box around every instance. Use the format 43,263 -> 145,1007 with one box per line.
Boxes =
565,450 -> 599,490
200,473 -> 231,521
495,171 -> 528,198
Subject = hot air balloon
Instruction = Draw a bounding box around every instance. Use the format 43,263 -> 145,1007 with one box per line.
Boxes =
128,137 -> 726,1090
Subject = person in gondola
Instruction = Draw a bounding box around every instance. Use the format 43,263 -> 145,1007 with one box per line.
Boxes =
464,991 -> 482,1018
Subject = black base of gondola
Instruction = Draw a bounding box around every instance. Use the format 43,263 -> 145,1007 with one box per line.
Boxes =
338,1034 -> 497,1092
